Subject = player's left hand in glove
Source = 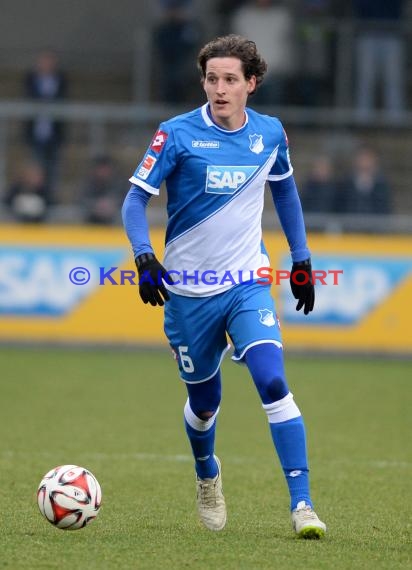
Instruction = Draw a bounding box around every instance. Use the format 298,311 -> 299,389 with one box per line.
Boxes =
290,258 -> 315,315
135,252 -> 173,307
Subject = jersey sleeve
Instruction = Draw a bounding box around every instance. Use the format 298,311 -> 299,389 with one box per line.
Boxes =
269,176 -> 310,262
129,123 -> 177,195
267,123 -> 293,182
121,184 -> 154,259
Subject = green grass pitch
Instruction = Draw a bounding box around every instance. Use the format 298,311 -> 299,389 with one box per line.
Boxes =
0,347 -> 411,569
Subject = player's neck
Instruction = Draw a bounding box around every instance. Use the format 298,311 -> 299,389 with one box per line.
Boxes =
206,104 -> 246,131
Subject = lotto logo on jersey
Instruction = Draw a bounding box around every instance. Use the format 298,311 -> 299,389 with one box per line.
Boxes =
150,130 -> 168,153
137,155 -> 157,180
205,165 -> 258,194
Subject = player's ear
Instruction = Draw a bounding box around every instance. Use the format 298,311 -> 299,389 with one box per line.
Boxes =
247,75 -> 257,94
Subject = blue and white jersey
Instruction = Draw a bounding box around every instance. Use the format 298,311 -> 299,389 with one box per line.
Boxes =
129,103 -> 293,296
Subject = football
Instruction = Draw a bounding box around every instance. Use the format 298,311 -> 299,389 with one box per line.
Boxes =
37,464 -> 102,530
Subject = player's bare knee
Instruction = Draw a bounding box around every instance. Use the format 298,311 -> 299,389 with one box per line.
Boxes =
184,399 -> 220,431
196,410 -> 215,421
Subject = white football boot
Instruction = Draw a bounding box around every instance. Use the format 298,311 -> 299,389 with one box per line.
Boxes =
196,456 -> 227,531
291,501 -> 326,539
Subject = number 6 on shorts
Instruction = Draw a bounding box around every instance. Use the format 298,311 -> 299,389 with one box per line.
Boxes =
178,346 -> 195,373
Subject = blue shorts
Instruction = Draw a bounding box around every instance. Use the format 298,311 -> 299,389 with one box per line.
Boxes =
164,281 -> 282,383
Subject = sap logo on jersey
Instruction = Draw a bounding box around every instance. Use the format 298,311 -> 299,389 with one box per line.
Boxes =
205,165 -> 258,194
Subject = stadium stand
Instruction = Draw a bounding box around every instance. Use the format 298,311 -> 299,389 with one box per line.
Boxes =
0,0 -> 412,229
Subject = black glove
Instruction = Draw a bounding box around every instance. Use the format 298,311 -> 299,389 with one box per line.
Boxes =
290,258 -> 315,315
135,253 -> 173,306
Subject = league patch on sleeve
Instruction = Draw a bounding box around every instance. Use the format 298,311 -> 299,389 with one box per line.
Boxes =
137,154 -> 157,179
283,128 -> 289,146
150,130 -> 168,153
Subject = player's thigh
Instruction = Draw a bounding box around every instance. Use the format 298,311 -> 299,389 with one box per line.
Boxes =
226,282 -> 282,362
164,292 -> 229,382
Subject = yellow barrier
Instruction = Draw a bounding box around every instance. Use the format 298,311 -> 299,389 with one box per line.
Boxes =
0,225 -> 411,355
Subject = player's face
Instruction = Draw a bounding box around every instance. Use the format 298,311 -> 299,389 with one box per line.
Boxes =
203,57 -> 256,131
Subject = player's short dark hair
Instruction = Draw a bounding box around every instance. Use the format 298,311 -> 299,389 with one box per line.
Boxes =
197,34 -> 267,94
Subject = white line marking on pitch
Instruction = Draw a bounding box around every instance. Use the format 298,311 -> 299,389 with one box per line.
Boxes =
1,451 -> 411,468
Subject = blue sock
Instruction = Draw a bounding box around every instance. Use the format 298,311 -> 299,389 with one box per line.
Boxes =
269,416 -> 312,510
184,421 -> 218,479
184,400 -> 218,479
247,345 -> 314,511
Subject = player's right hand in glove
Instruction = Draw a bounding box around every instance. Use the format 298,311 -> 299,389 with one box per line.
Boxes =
290,258 -> 315,315
135,252 -> 173,306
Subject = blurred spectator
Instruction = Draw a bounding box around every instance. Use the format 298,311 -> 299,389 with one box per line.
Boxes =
300,155 -> 339,212
337,145 -> 391,214
24,49 -> 67,202
82,155 -> 123,225
294,0 -> 335,106
353,0 -> 406,118
4,161 -> 49,223
153,0 -> 202,103
230,0 -> 297,105
214,0 -> 249,34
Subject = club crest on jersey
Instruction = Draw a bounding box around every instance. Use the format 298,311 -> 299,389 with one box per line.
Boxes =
150,130 -> 168,153
205,165 -> 258,194
259,309 -> 276,327
249,134 -> 264,154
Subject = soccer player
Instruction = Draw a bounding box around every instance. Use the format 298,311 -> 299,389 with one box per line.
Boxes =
122,34 -> 326,538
